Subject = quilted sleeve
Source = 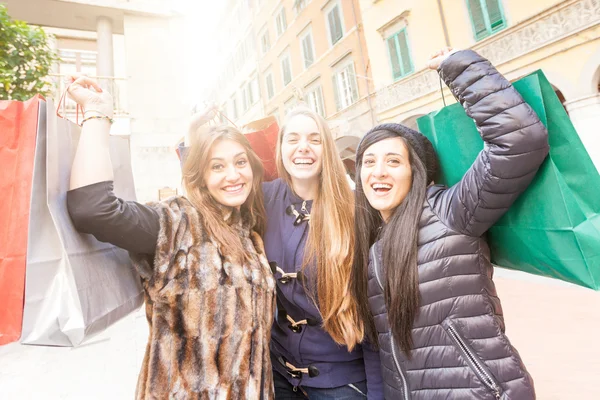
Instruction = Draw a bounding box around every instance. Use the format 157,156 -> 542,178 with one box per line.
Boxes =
430,50 -> 549,237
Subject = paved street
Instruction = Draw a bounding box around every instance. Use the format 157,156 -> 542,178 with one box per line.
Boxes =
1,268 -> 599,399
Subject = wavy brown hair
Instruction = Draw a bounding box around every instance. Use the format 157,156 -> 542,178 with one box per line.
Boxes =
351,130 -> 427,357
182,125 -> 266,263
277,106 -> 363,350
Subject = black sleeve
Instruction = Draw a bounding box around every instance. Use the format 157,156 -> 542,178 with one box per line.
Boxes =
431,50 -> 549,237
67,181 -> 160,255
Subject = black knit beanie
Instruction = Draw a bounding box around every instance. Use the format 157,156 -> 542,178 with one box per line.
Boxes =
359,123 -> 439,184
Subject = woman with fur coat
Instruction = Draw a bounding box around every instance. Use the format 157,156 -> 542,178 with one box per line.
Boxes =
66,76 -> 276,399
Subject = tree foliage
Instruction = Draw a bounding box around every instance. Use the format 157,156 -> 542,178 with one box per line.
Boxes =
0,4 -> 58,100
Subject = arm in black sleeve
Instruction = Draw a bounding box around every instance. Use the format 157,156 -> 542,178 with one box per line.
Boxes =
67,181 -> 160,254
431,50 -> 549,237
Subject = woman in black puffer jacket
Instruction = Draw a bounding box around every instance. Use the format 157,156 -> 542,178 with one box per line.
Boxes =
350,48 -> 548,399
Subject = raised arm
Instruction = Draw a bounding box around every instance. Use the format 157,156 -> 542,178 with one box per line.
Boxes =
430,50 -> 549,237
67,76 -> 115,190
66,76 -> 159,254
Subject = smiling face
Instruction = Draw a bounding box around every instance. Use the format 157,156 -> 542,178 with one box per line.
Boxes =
204,139 -> 253,209
360,137 -> 413,222
280,114 -> 324,185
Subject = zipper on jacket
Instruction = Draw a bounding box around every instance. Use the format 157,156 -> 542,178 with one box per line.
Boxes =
371,246 -> 410,400
446,323 -> 502,400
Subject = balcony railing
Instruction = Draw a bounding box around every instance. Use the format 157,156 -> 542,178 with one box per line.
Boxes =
49,74 -> 128,117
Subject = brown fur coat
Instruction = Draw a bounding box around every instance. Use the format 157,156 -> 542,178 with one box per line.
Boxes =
130,197 -> 276,399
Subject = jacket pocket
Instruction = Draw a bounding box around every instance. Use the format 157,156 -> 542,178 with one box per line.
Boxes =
442,320 -> 503,400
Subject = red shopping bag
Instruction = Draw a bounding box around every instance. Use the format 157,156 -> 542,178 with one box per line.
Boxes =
243,116 -> 279,181
0,95 -> 43,345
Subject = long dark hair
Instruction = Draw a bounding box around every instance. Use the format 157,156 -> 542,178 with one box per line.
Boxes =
350,129 -> 428,357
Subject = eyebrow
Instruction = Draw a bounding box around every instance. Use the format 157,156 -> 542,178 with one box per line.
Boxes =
364,152 -> 404,157
284,131 -> 320,137
210,151 -> 247,161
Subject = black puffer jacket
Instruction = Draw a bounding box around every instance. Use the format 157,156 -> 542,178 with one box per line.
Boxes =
367,50 -> 548,399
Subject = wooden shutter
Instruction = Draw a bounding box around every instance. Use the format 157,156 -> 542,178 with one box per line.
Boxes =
397,30 -> 413,76
302,35 -> 314,68
328,5 -> 343,44
282,57 -> 291,86
267,74 -> 274,99
281,10 -> 287,31
316,86 -> 325,116
468,0 -> 488,40
387,36 -> 402,80
332,75 -> 341,111
486,0 -> 505,30
347,63 -> 358,104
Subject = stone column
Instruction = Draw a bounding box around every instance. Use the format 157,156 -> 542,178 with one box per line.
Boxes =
96,17 -> 115,78
564,94 -> 600,173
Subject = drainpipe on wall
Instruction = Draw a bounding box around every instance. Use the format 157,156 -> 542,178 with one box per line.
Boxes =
437,0 -> 451,47
351,0 -> 377,127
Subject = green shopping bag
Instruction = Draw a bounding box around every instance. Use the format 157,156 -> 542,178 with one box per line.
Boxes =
417,70 -> 600,290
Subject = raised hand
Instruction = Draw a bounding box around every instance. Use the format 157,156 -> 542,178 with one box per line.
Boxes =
426,47 -> 458,70
66,75 -> 114,118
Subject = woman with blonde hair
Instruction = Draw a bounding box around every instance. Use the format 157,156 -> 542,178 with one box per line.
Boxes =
66,76 -> 276,399
264,106 -> 383,398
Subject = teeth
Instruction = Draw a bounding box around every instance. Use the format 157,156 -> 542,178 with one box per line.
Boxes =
223,184 -> 243,192
372,183 -> 392,189
294,158 -> 314,165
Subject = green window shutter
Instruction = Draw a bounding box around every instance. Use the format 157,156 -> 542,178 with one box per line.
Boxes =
468,0 -> 489,40
397,30 -> 413,76
387,36 -> 402,80
387,29 -> 413,81
486,0 -> 505,31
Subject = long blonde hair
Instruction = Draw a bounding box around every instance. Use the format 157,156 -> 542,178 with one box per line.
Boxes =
182,125 -> 266,263
277,106 -> 363,350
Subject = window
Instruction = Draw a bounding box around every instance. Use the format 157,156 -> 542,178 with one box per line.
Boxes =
241,78 -> 260,112
260,28 -> 270,55
280,52 -> 292,86
294,0 -> 309,15
332,61 -> 359,111
275,7 -> 287,38
265,71 -> 275,100
305,84 -> 325,117
325,2 -> 344,46
300,28 -> 315,69
241,84 -> 249,111
250,78 -> 260,104
387,28 -> 413,81
467,0 -> 506,41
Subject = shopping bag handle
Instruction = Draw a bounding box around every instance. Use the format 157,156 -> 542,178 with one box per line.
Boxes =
439,76 -> 446,107
215,108 -> 238,128
56,81 -> 84,126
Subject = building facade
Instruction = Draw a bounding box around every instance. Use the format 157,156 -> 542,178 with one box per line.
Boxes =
360,0 -> 600,170
207,0 -> 375,164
